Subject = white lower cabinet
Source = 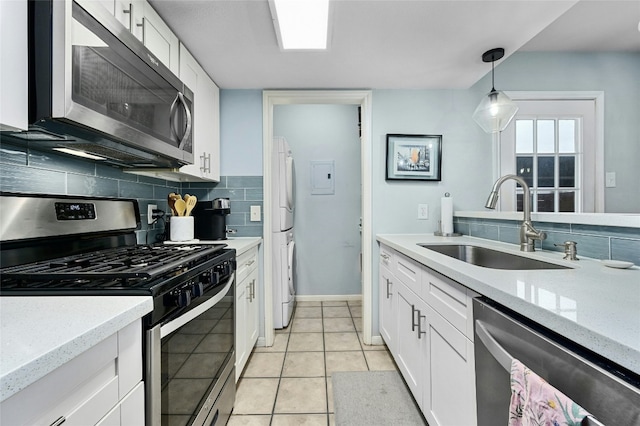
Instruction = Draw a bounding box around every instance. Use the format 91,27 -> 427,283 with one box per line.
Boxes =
423,303 -> 476,426
0,320 -> 144,426
379,245 -> 477,426
235,246 -> 260,381
395,281 -> 428,404
379,264 -> 397,353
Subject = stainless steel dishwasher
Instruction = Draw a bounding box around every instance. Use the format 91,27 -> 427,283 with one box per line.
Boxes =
473,297 -> 640,426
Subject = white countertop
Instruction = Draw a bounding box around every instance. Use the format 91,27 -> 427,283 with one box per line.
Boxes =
376,234 -> 640,375
222,237 -> 262,256
0,296 -> 153,402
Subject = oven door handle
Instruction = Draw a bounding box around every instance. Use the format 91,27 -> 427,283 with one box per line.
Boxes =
160,272 -> 235,338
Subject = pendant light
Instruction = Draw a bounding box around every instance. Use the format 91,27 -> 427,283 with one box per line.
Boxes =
472,48 -> 518,133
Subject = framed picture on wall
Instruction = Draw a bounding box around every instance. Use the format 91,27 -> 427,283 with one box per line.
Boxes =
385,134 -> 442,181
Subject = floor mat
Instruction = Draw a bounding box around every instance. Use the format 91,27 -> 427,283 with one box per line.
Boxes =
332,371 -> 427,425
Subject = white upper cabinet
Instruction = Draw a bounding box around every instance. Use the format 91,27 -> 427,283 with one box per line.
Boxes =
175,43 -> 220,182
84,0 -> 179,75
0,0 -> 28,131
134,1 -> 179,75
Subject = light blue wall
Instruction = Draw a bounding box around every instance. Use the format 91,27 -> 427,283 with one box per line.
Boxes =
483,52 -> 640,213
219,89 -> 263,176
274,104 -> 362,296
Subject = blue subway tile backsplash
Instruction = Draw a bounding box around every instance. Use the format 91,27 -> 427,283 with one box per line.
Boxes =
0,141 -> 264,243
454,215 -> 640,264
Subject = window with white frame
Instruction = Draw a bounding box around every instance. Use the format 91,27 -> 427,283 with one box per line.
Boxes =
500,97 -> 602,213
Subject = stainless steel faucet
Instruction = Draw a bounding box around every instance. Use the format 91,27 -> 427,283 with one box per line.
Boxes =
485,174 -> 547,252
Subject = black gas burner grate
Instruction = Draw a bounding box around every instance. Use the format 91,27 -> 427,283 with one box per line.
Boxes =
1,244 -> 226,282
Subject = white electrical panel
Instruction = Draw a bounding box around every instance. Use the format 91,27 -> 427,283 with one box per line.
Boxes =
311,160 -> 335,195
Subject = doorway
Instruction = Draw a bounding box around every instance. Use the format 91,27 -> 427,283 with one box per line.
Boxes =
262,91 -> 373,348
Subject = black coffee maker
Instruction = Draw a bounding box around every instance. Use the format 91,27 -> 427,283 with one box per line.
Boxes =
192,198 -> 230,240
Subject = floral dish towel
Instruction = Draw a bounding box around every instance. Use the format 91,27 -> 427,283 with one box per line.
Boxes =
508,358 -> 594,426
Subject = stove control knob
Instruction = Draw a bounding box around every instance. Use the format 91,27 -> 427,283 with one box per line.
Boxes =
176,290 -> 192,308
191,282 -> 204,298
200,272 -> 212,284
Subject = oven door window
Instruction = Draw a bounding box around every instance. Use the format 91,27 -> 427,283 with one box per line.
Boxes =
161,292 -> 234,425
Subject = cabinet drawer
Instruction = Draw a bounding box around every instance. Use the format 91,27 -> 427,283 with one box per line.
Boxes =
236,247 -> 258,284
394,251 -> 423,296
1,334 -> 118,426
423,268 -> 474,340
379,244 -> 395,269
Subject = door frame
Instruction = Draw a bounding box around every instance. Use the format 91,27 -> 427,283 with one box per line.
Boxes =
262,90 -> 373,347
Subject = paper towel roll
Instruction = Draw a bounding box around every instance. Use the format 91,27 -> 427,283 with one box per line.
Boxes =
441,196 -> 454,235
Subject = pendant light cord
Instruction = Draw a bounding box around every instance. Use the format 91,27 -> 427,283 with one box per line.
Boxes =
491,59 -> 496,92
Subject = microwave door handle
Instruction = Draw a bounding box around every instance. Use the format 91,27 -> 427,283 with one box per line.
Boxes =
169,92 -> 192,150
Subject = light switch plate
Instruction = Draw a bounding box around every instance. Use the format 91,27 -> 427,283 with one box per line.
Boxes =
418,204 -> 428,220
605,172 -> 616,188
250,205 -> 261,222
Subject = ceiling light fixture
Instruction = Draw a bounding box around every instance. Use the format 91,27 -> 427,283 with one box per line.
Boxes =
270,0 -> 329,50
472,48 -> 518,133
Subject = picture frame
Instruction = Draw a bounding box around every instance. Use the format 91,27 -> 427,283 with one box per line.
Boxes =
385,134 -> 442,181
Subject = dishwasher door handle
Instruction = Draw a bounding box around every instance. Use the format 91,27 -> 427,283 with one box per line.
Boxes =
475,319 -> 606,426
475,319 -> 513,371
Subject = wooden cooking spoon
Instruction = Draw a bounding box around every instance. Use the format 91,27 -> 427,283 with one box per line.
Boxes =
184,194 -> 197,216
173,198 -> 187,216
168,193 -> 181,215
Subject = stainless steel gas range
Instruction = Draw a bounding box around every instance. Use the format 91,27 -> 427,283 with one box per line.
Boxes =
0,192 -> 236,426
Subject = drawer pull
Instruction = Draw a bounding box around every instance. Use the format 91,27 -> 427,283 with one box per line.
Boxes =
386,278 -> 392,298
417,312 -> 426,339
246,259 -> 255,267
381,254 -> 390,261
50,416 -> 66,426
411,304 -> 418,332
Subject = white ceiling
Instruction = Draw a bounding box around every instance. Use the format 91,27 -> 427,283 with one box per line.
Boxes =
148,0 -> 640,90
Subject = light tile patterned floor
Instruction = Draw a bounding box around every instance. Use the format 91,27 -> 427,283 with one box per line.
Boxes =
228,300 -> 398,426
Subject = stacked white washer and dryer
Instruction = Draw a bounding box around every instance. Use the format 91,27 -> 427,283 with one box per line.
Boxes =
272,136 -> 296,329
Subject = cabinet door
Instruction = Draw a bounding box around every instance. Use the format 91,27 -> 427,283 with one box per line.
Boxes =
113,0 -> 139,32
246,267 -> 259,350
379,264 -> 397,353
235,279 -> 248,382
134,1 -> 179,74
0,0 -> 28,131
395,282 -> 428,406
423,306 -> 476,426
200,75 -> 220,181
177,43 -> 220,182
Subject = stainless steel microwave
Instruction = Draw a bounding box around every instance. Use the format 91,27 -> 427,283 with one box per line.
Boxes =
22,0 -> 193,168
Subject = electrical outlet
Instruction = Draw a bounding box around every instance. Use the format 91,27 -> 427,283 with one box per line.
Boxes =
147,204 -> 157,224
250,205 -> 261,222
418,204 -> 428,220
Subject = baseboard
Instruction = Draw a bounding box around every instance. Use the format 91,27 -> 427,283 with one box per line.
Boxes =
256,337 -> 266,348
369,335 -> 384,346
295,294 -> 362,303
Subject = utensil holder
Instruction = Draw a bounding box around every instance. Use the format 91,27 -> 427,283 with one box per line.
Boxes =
170,216 -> 194,242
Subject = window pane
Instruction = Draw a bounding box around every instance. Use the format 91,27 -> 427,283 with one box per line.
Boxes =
559,156 -> 575,187
516,120 -> 534,153
537,157 -> 555,188
558,119 -> 576,153
515,192 -> 532,213
559,191 -> 575,212
537,192 -> 555,212
516,156 -> 533,187
537,120 -> 555,153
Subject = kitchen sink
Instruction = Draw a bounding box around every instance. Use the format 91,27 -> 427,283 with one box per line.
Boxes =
418,244 -> 570,270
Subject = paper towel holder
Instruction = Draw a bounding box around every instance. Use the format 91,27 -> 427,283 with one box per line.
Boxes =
434,193 -> 462,237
